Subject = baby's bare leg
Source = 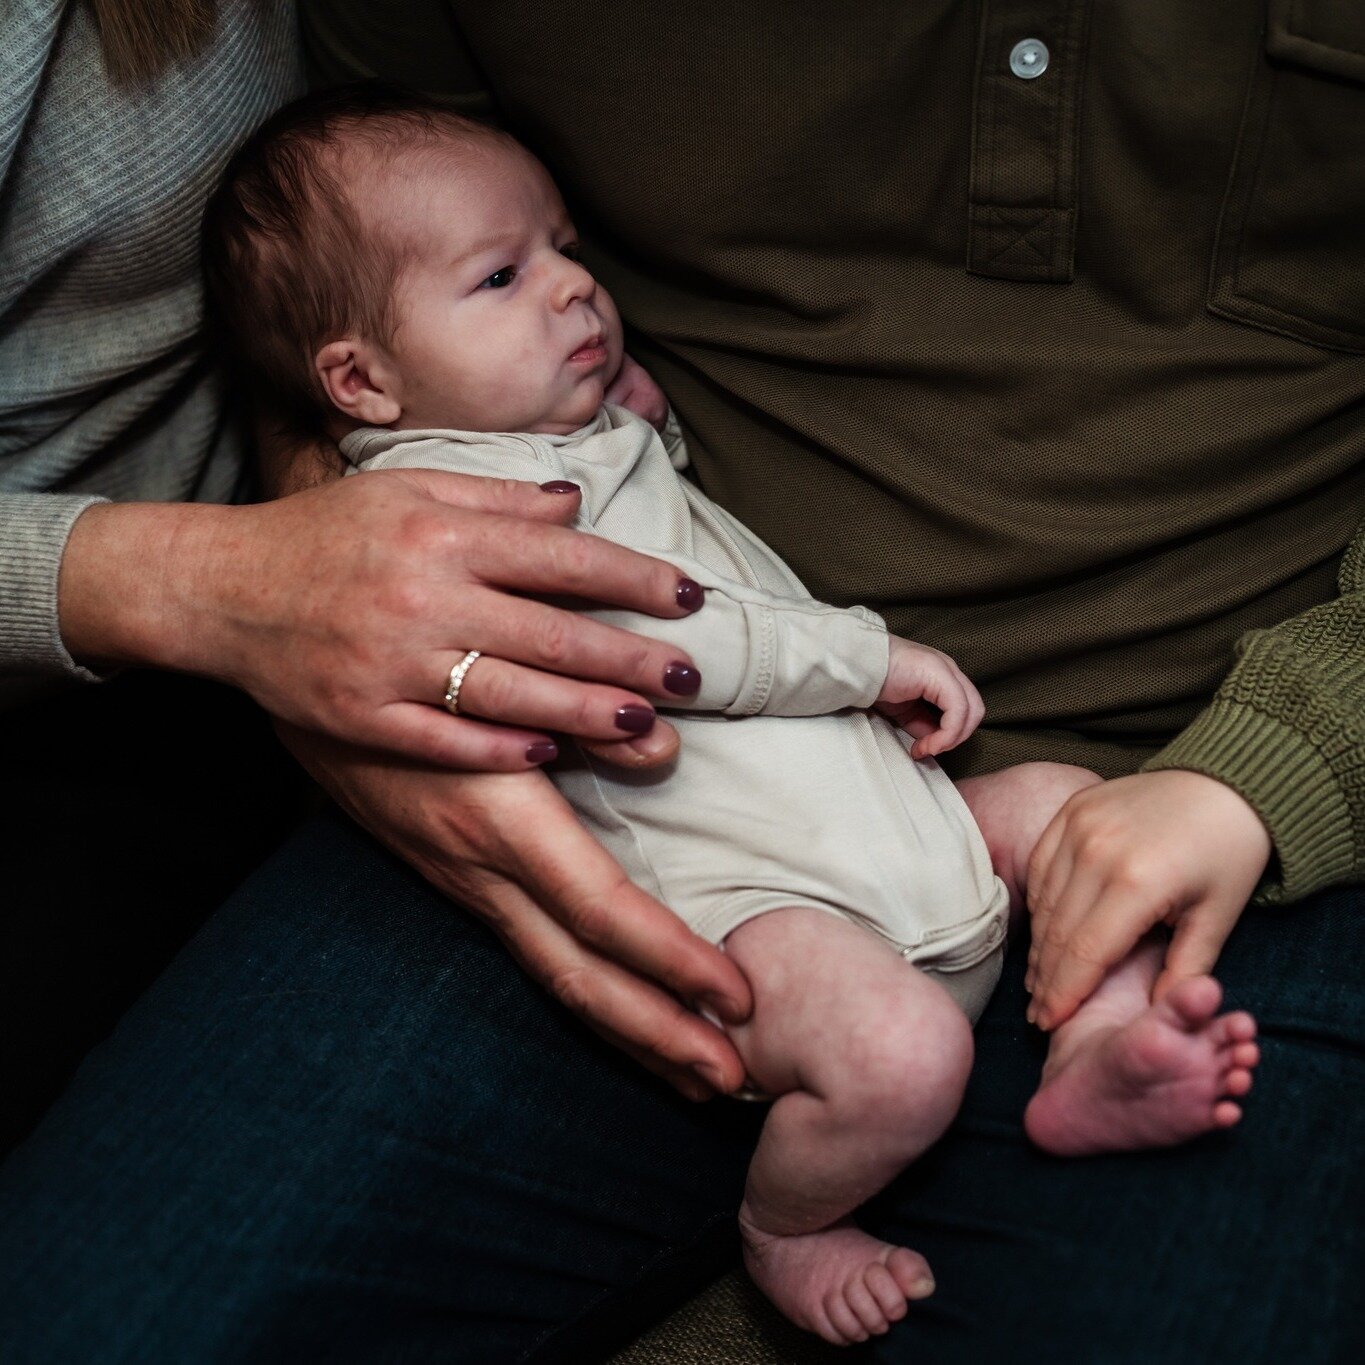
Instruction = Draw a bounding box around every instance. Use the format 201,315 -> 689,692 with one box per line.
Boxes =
723,906 -> 974,1346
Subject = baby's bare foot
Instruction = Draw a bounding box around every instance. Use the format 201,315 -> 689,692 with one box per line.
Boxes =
740,1208 -> 934,1345
1023,977 -> 1258,1156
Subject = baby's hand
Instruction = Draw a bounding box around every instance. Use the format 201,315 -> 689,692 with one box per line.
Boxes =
875,637 -> 984,759
605,352 -> 668,430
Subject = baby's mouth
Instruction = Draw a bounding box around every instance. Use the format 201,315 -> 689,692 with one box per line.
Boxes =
568,333 -> 607,364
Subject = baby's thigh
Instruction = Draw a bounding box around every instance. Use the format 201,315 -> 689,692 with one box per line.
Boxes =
723,907 -> 974,1103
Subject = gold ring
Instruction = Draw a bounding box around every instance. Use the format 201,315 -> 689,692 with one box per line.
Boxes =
442,650 -> 482,716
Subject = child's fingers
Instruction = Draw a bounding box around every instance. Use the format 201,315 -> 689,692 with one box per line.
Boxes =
1030,884 -> 1151,1030
1153,898 -> 1242,1002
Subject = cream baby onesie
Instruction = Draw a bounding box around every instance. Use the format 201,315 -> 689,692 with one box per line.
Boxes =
343,406 -> 1010,1019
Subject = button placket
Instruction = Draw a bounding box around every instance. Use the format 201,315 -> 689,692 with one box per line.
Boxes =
967,2 -> 1092,282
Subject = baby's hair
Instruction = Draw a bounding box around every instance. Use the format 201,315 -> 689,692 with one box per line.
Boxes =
202,82 -> 516,425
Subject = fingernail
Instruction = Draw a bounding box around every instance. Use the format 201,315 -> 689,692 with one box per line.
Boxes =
697,1063 -> 726,1091
526,740 -> 559,764
663,661 -> 701,695
909,1277 -> 936,1300
702,991 -> 744,1024
676,577 -> 704,612
614,704 -> 656,735
539,480 -> 580,493
1026,1006 -> 1037,1025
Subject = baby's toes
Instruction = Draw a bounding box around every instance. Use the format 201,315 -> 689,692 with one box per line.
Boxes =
1225,1040 -> 1260,1072
865,1262 -> 910,1324
822,1288 -> 868,1344
1223,1066 -> 1254,1097
844,1272 -> 891,1336
885,1246 -> 936,1301
1213,1099 -> 1242,1128
1213,1010 -> 1257,1047
1166,976 -> 1223,1029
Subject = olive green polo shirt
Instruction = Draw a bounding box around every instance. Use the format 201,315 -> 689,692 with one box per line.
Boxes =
301,0 -> 1365,902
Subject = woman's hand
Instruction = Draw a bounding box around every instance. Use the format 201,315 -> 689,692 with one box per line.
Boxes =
59,471 -> 706,771
281,721 -> 754,1099
1025,770 -> 1273,1030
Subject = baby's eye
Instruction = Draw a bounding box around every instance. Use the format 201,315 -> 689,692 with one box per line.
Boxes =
480,266 -> 517,289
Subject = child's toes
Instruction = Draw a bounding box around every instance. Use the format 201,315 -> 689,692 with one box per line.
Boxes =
844,1274 -> 890,1336
1223,1066 -> 1254,1097
1227,1041 -> 1260,1071
864,1262 -> 909,1323
886,1246 -> 935,1300
1166,976 -> 1222,1028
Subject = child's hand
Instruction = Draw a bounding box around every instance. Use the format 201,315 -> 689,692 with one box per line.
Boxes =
605,352 -> 668,430
1025,770 -> 1273,1030
875,637 -> 984,759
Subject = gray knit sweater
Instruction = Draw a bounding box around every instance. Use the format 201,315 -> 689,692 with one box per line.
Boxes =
0,0 -> 301,695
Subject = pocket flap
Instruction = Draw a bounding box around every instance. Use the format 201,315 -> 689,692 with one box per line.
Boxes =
1268,0 -> 1365,83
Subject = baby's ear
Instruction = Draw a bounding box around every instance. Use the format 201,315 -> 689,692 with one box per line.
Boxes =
315,339 -> 402,426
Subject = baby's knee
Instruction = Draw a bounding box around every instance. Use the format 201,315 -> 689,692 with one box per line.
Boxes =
830,978 -> 974,1137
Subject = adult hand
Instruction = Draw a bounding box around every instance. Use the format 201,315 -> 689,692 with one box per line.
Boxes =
281,721 -> 754,1099
59,472 -> 705,771
1024,770 -> 1273,1030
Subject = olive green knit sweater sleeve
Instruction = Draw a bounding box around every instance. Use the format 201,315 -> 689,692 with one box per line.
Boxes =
1142,518 -> 1365,905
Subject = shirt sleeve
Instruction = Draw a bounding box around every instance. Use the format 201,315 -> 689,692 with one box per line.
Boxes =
0,493 -> 108,680
1141,514 -> 1365,905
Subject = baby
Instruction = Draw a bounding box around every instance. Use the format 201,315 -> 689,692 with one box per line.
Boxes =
204,87 -> 1260,1346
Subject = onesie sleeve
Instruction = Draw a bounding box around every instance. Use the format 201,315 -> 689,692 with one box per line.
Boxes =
1141,513 -> 1365,905
346,434 -> 891,718
587,557 -> 891,717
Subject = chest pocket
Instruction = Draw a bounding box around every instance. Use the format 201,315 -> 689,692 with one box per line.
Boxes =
1208,0 -> 1365,353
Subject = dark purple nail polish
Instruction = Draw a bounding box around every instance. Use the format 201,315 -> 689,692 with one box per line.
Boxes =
615,704 -> 656,735
526,740 -> 559,764
663,661 -> 701,696
676,577 -> 704,612
539,480 -> 580,494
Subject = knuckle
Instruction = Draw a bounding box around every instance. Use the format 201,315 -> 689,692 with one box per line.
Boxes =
533,613 -> 574,666
550,533 -> 598,590
547,964 -> 599,1017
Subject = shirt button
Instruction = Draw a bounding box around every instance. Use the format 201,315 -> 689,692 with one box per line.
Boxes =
1009,38 -> 1049,79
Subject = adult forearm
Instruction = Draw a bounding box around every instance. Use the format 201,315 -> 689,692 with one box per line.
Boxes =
58,499 -> 239,674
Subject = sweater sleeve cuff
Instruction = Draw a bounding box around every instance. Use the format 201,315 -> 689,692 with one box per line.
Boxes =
1140,698 -> 1355,905
0,494 -> 109,681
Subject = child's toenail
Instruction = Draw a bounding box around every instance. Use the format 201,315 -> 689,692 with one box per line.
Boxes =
910,1276 -> 935,1299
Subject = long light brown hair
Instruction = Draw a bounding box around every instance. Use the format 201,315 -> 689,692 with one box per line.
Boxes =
88,0 -> 218,85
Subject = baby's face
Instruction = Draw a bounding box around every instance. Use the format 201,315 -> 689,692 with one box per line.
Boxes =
374,143 -> 624,435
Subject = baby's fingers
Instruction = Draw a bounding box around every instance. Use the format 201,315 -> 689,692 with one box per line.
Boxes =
911,674 -> 971,757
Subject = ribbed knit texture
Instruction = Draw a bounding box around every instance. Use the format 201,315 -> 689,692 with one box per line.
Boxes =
0,0 -> 301,688
1145,530 -> 1365,903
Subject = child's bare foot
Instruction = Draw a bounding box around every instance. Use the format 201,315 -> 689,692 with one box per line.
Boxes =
739,1209 -> 935,1346
1024,976 -> 1258,1156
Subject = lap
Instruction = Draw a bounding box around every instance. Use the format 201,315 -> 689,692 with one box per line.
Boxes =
862,886 -> 1365,1363
1,793 -> 1359,1363
0,810 -> 761,1364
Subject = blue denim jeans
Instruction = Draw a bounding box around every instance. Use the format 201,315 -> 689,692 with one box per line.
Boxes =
0,807 -> 1361,1363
